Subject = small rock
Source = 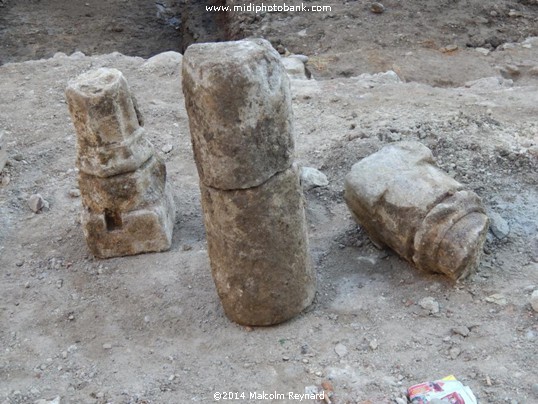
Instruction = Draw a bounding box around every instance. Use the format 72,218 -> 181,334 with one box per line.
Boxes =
16,260 -> 24,267
488,211 -> 509,239
281,57 -> 309,80
508,9 -> 523,17
530,290 -> 538,312
370,2 -> 385,13
369,339 -> 379,350
0,131 -> 6,173
102,343 -> 112,350
449,346 -> 461,359
161,144 -> 173,154
418,296 -> 440,314
276,44 -> 287,54
485,293 -> 507,306
68,189 -> 80,198
451,325 -> 470,337
28,194 -> 48,213
289,54 -> 309,64
300,167 -> 329,190
34,398 -> 60,404
56,279 -> 63,289
140,51 -> 182,74
334,343 -> 348,357
395,398 -> 406,404
440,44 -> 458,53
282,356 -> 289,361
532,383 -> 538,396
475,47 -> 490,56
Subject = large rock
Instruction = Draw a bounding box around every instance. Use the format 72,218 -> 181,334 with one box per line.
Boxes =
344,141 -> 489,280
182,38 -> 294,190
183,39 -> 315,325
66,68 -> 175,258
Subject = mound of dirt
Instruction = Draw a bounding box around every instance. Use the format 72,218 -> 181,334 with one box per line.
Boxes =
0,44 -> 537,402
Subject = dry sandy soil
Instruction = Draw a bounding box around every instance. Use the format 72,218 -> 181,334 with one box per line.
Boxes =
1,1 -> 538,403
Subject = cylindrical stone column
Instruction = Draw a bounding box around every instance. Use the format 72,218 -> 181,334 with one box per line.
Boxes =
183,38 -> 315,326
344,141 -> 489,280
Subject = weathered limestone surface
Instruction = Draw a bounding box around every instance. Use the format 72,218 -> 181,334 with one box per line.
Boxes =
66,68 -> 175,258
183,39 -> 315,325
182,38 -> 294,190
344,141 -> 489,280
200,167 -> 315,325
0,130 -> 6,173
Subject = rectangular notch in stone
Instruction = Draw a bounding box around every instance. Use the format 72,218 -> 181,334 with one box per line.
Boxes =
104,209 -> 123,231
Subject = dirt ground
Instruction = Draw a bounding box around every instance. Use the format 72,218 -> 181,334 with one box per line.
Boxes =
1,1 -> 538,404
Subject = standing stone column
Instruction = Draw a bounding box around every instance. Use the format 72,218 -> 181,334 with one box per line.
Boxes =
183,39 -> 315,326
66,68 -> 175,258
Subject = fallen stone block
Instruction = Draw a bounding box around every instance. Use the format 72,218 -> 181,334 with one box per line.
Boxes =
344,141 -> 489,280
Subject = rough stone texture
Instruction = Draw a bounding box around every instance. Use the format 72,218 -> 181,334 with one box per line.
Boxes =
66,69 -> 154,178
183,39 -> 315,325
488,210 -> 510,239
344,141 -> 489,280
28,194 -> 48,213
531,290 -> 538,312
140,51 -> 183,75
0,130 -> 6,173
182,38 -> 294,190
66,68 -> 175,258
300,166 -> 329,190
200,167 -> 315,325
281,56 -> 309,80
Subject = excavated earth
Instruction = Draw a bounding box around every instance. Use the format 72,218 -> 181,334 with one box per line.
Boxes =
1,1 -> 538,403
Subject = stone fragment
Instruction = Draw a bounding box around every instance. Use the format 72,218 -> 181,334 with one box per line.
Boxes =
183,39 -> 315,325
66,68 -> 175,258
34,397 -> 60,404
485,293 -> 507,306
488,211 -> 510,239
530,290 -> 538,312
334,343 -> 348,357
370,2 -> 385,13
0,130 -> 7,173
289,54 -> 309,64
140,51 -> 183,74
300,166 -> 329,190
182,38 -> 294,190
281,56 -> 309,80
451,325 -> 470,337
344,142 -> 489,280
419,296 -> 440,314
440,44 -> 459,53
28,194 -> 48,213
